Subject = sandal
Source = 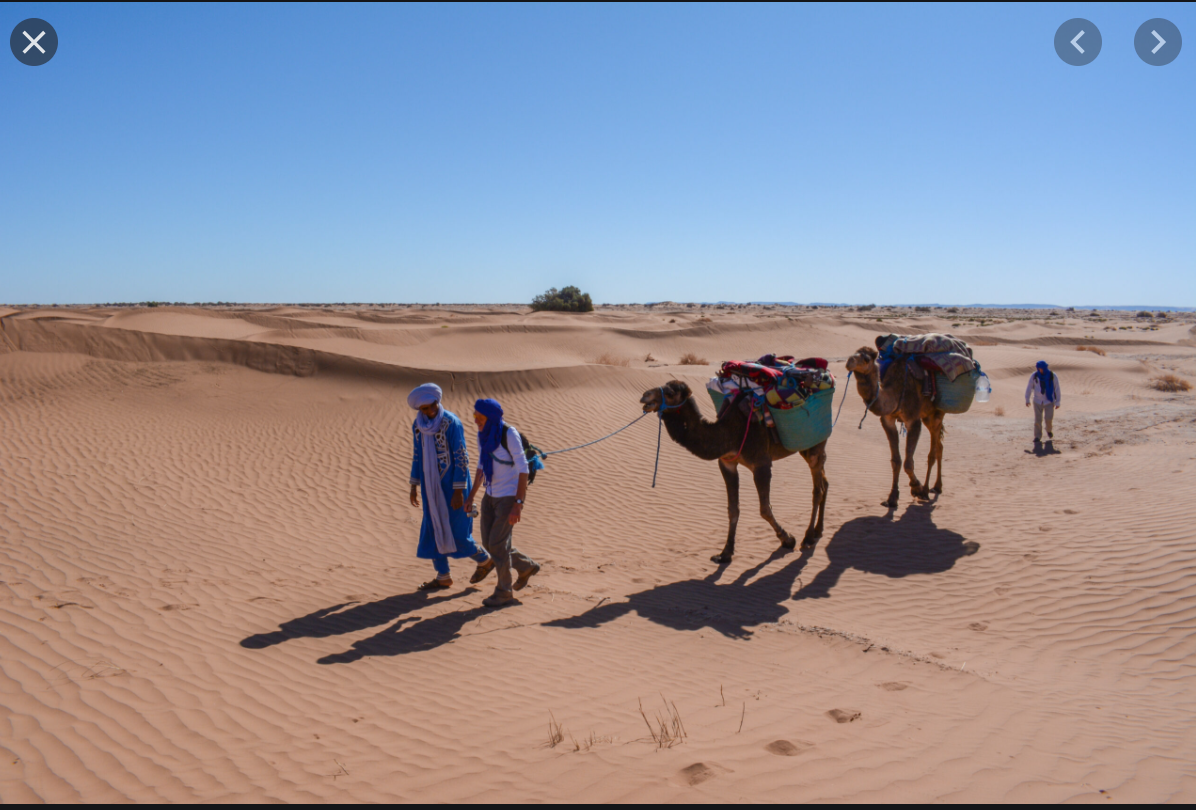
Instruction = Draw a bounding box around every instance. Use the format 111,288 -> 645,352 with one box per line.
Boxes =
418,578 -> 453,591
470,558 -> 495,584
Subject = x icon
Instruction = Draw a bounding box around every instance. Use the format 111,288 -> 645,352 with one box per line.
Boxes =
23,30 -> 45,54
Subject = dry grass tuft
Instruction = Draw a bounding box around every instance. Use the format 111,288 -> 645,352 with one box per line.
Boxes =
547,712 -> 566,748
994,406 -> 1005,417
569,730 -> 614,752
678,352 -> 708,366
1150,374 -> 1192,393
639,696 -> 687,749
1076,345 -> 1107,356
644,353 -> 655,362
591,352 -> 631,367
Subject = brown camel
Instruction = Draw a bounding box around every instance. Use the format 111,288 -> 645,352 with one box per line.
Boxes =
640,381 -> 829,564
845,340 -> 947,508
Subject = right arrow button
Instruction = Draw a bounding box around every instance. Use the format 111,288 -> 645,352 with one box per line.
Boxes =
1136,19 -> 1182,66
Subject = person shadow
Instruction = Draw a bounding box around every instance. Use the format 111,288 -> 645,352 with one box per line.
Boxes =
1026,440 -> 1061,457
793,504 -> 979,601
241,589 -> 471,651
543,546 -> 816,640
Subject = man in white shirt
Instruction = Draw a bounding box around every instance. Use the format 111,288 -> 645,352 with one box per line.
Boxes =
464,398 -> 541,607
1025,360 -> 1062,443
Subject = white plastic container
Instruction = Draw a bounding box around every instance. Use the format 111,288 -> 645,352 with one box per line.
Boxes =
975,373 -> 992,403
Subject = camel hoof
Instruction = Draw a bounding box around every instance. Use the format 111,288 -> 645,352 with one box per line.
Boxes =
711,553 -> 733,565
931,485 -> 943,494
882,497 -> 899,508
779,535 -> 797,550
800,537 -> 818,551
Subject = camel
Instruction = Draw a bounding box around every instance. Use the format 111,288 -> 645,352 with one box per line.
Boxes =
640,381 -> 829,564
845,340 -> 947,508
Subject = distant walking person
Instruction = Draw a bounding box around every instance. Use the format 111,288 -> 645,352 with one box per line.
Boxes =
407,384 -> 493,591
464,398 -> 540,608
1025,361 -> 1062,443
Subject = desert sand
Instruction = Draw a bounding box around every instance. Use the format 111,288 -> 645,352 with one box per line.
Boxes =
2,303 -> 1195,802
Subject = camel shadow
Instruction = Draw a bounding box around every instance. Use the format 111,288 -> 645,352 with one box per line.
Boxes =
240,589 -> 470,651
794,504 -> 979,601
543,548 -> 814,639
1026,440 -> 1061,457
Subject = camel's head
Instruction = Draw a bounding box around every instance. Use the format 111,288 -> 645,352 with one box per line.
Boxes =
640,380 -> 692,413
845,346 -> 878,375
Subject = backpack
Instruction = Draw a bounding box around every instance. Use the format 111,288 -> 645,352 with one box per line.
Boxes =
499,425 -> 543,484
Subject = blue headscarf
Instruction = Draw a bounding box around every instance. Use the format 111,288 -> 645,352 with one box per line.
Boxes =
1035,361 -> 1055,401
475,398 -> 505,484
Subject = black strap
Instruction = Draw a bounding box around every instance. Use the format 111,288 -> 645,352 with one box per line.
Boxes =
491,425 -> 516,466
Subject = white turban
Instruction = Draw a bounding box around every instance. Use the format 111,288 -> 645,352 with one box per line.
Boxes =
407,383 -> 443,410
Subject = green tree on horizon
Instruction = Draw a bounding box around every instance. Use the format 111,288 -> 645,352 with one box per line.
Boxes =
531,286 -> 594,313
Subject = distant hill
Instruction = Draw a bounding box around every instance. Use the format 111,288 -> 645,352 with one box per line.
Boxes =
718,302 -> 1196,311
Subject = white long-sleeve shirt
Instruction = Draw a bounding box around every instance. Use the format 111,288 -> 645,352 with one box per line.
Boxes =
479,425 -> 530,498
1025,372 -> 1061,407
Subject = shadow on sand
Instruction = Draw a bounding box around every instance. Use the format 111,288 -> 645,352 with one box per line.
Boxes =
242,507 -> 979,662
1026,440 -> 1062,457
792,503 -> 979,600
241,589 -> 471,653
543,548 -> 815,639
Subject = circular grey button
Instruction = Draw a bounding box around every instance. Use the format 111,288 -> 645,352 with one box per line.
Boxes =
1054,18 -> 1101,66
1135,19 -> 1182,66
10,18 -> 58,66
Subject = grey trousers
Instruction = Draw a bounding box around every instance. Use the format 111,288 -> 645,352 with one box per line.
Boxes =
1033,402 -> 1055,441
480,495 -> 537,592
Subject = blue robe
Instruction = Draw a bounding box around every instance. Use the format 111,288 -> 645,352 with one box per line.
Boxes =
409,409 -> 481,560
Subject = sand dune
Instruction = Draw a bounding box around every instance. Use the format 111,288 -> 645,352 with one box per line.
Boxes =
1,304 -> 1195,801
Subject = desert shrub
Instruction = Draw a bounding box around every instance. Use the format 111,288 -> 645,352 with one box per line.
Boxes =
591,352 -> 630,367
1150,374 -> 1192,392
531,286 -> 594,313
858,304 -> 876,311
947,307 -> 959,314
1136,310 -> 1153,318
994,406 -> 1005,417
1076,345 -> 1107,356
678,352 -> 708,365
915,306 -> 931,312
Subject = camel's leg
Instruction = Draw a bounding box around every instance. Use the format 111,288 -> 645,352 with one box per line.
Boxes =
926,414 -> 944,494
881,417 -> 902,508
923,416 -> 939,494
753,463 -> 797,550
713,460 -> 740,564
903,419 -> 928,499
801,444 -> 829,548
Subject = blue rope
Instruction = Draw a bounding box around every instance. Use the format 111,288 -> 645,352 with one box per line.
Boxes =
653,386 -> 687,489
536,411 -> 652,458
531,387 -> 680,489
653,404 -> 664,488
832,370 -> 853,428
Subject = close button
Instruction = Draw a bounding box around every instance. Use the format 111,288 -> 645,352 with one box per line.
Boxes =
10,18 -> 58,66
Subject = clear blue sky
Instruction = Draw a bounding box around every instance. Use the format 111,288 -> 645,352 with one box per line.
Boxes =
2,3 -> 1193,305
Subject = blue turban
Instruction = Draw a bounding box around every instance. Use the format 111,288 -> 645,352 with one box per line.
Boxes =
407,383 -> 443,410
1034,362 -> 1055,401
475,398 -> 505,484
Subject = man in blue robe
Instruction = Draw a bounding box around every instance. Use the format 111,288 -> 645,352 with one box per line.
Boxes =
407,384 -> 493,590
